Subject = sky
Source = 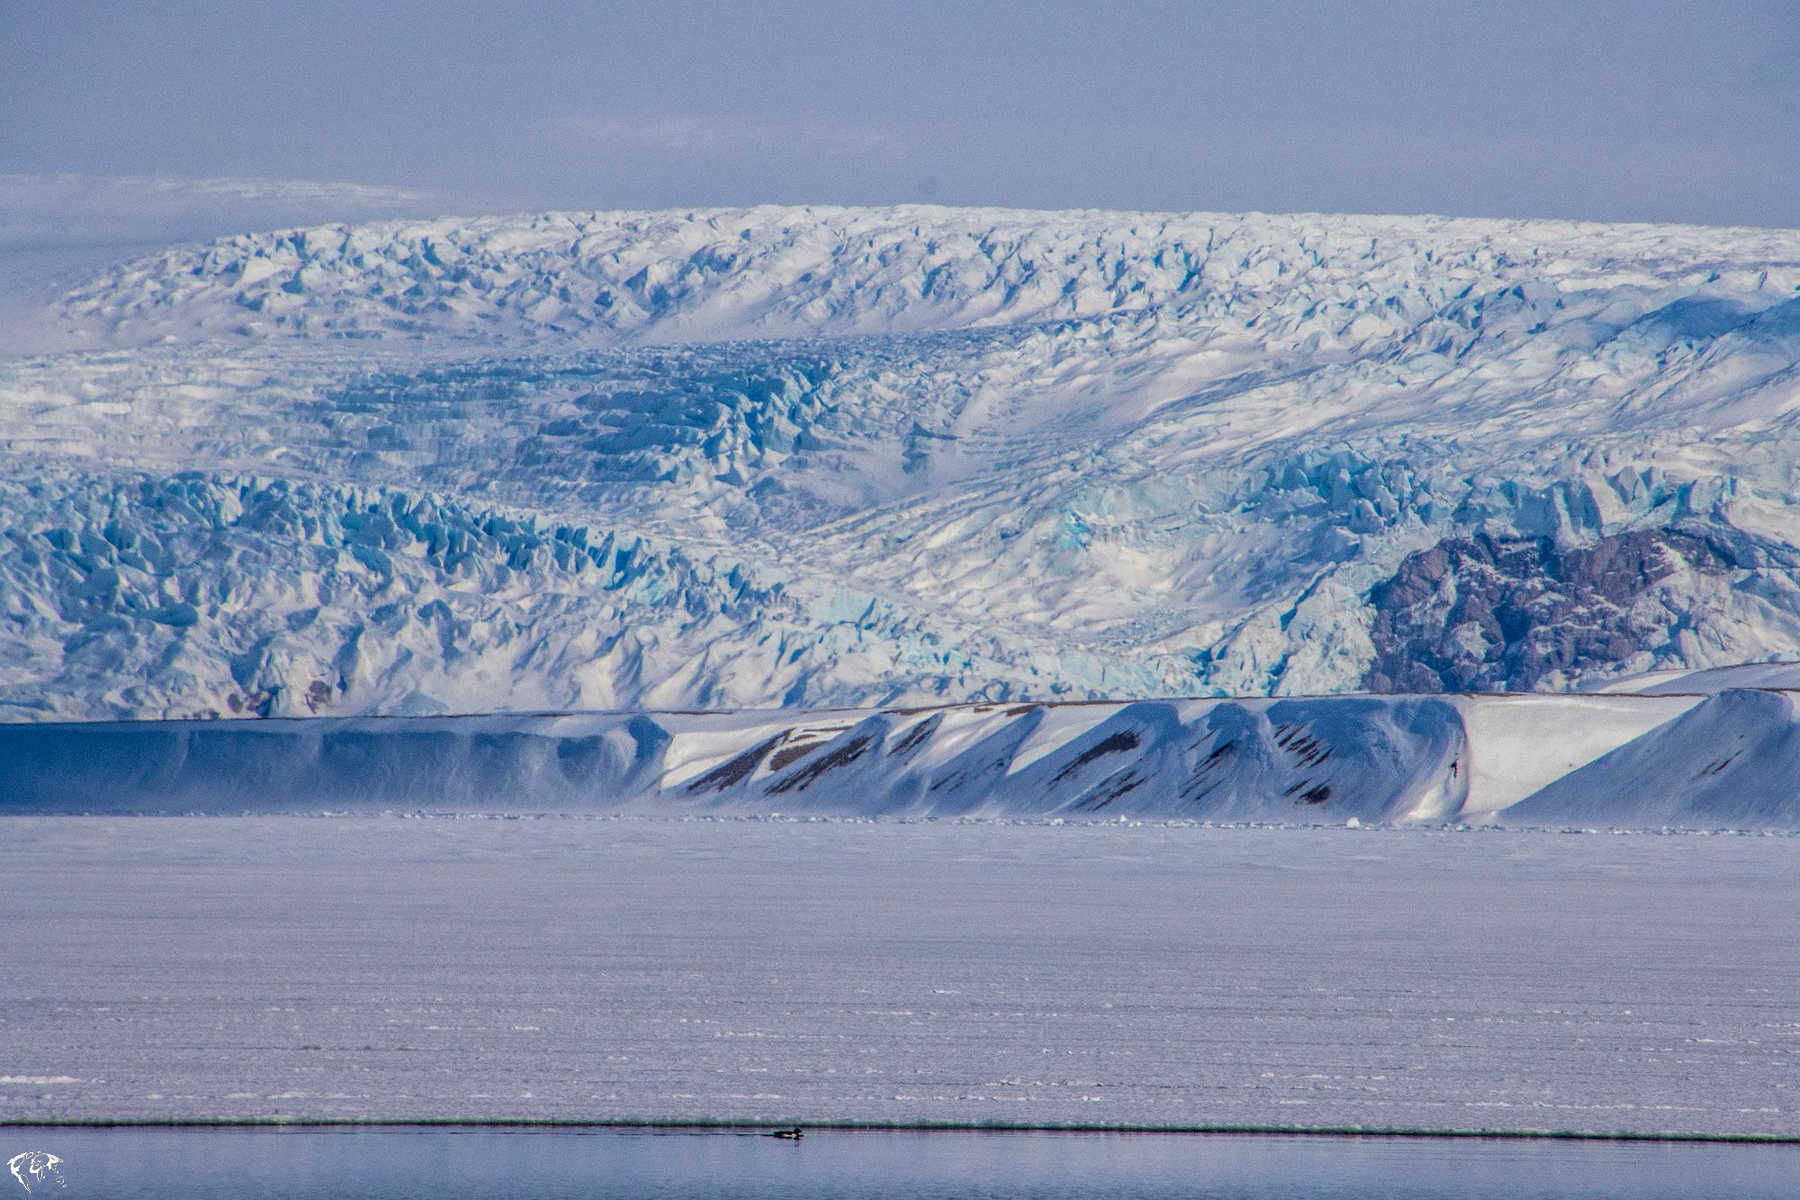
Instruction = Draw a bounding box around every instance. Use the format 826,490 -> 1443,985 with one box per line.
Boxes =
3,0 -> 1798,234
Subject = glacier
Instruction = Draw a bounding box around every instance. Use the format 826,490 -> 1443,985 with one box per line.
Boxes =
4,205 -> 1800,726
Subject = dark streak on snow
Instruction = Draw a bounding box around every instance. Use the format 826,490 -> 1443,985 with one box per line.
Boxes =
1052,730 -> 1142,783
887,715 -> 939,760
1698,751 -> 1740,777
1274,722 -> 1332,768
766,734 -> 874,795
686,733 -> 786,794
768,742 -> 822,772
1069,769 -> 1148,811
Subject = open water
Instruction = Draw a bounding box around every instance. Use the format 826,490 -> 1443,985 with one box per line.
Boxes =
3,1127 -> 1796,1199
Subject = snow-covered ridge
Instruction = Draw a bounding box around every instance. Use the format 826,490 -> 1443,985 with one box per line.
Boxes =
4,685 -> 1794,828
56,205 -> 1800,348
8,206 -> 1800,717
1506,688 -> 1800,827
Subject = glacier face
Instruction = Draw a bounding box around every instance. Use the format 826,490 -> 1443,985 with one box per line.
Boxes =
4,205 -> 1800,720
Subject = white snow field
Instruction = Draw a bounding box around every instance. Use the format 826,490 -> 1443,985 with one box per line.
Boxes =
0,818 -> 1794,1136
3,206 -> 1800,725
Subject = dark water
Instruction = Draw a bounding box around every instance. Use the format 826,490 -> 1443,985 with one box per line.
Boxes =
3,1128 -> 1796,1200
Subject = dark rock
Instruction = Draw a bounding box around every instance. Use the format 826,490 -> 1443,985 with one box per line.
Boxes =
1363,524 -> 1798,692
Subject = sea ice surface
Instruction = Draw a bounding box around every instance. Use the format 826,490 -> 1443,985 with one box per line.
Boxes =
1,818 -> 1793,1137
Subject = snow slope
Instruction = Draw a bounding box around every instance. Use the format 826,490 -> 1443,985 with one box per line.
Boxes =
14,673 -> 1800,825
1503,687 -> 1800,827
4,205 -> 1800,720
12,682 -> 1800,827
0,695 -> 1468,822
1635,660 -> 1800,694
1452,691 -> 1699,814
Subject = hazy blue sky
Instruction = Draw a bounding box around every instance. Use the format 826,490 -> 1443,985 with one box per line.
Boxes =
4,0 -> 1797,228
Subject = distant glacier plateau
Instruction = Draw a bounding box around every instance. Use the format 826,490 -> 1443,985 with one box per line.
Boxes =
3,204 -> 1800,754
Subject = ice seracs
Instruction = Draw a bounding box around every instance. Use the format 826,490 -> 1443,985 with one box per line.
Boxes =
3,205 -> 1799,722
